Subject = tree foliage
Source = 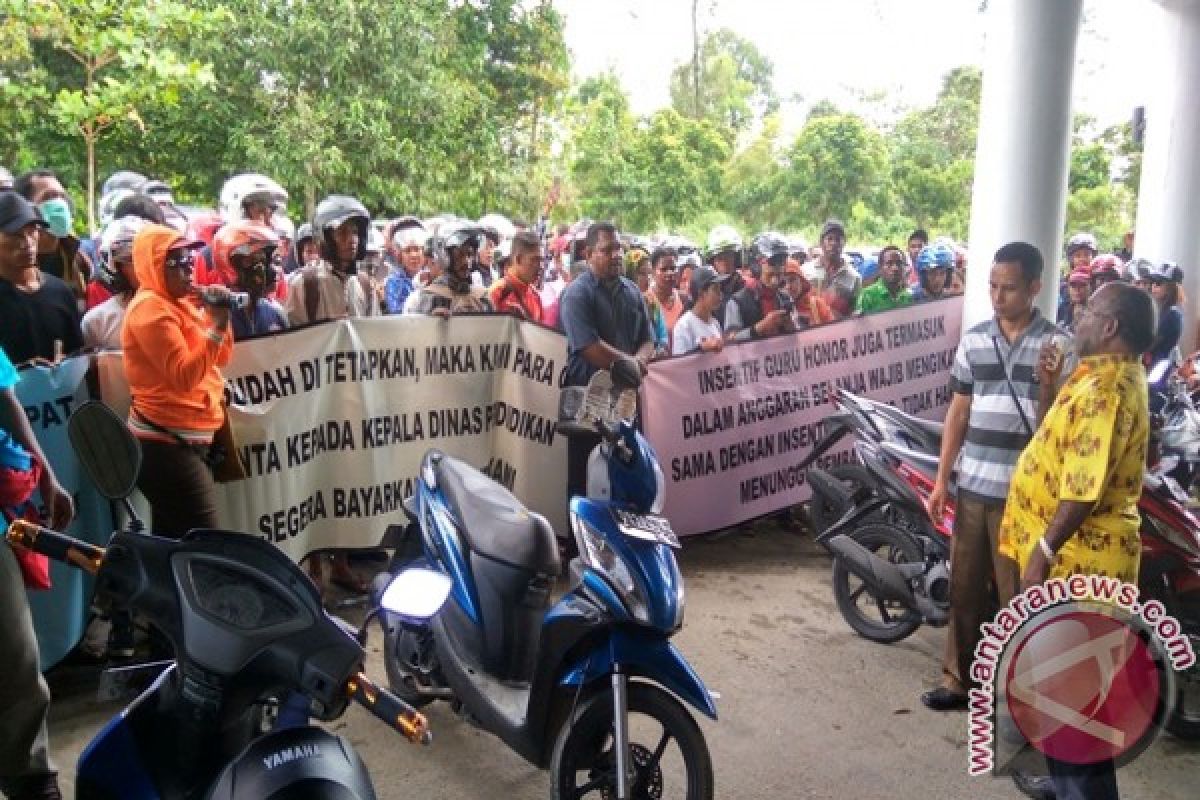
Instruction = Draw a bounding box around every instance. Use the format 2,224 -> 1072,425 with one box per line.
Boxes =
2,0 -> 569,225
2,5 -> 1140,251
669,28 -> 776,144
777,114 -> 889,228
2,0 -> 222,228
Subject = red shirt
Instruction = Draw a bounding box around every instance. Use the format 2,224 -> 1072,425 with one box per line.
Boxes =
488,273 -> 543,323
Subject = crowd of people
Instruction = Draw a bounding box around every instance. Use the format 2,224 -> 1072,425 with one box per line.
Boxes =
0,162 -> 1193,800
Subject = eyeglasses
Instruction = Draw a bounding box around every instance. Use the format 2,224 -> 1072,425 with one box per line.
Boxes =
164,250 -> 194,272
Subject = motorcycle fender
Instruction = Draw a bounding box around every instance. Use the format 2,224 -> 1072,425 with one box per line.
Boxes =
559,629 -> 718,720
77,665 -> 175,799
814,496 -> 889,546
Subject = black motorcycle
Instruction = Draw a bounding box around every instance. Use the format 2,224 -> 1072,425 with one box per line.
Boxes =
8,401 -> 441,799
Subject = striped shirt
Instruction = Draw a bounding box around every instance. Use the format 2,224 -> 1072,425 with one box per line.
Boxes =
950,309 -> 1067,504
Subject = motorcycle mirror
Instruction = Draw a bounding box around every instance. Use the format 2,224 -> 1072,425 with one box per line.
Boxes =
1148,360 -> 1172,386
614,389 -> 638,423
67,401 -> 141,501
380,568 -> 452,623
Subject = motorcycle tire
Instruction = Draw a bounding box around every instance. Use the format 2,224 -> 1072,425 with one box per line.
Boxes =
1165,633 -> 1200,740
807,464 -> 879,536
831,523 -> 924,644
551,682 -> 713,800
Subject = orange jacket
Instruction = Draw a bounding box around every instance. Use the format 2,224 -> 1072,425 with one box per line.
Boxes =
488,272 -> 543,323
121,225 -> 233,443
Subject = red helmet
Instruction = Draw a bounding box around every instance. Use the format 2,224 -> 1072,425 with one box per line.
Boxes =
213,220 -> 280,287
187,210 -> 224,247
1089,253 -> 1123,279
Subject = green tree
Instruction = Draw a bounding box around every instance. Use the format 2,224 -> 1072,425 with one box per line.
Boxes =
623,109 -> 729,231
723,113 -> 786,227
777,113 -> 889,227
886,66 -> 981,236
669,28 -> 776,143
1065,183 -> 1135,250
1069,142 -> 1111,191
566,73 -> 638,224
2,0 -> 221,229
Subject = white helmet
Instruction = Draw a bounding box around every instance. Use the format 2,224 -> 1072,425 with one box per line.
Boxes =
98,188 -> 135,230
706,225 -> 743,258
219,173 -> 288,222
478,213 -> 515,243
98,216 -> 150,291
366,227 -> 385,254
270,211 -> 295,241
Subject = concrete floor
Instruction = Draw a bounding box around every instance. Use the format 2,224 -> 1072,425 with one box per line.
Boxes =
45,525 -> 1200,799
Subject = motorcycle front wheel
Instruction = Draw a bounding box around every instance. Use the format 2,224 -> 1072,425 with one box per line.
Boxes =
831,523 -> 924,643
551,682 -> 713,800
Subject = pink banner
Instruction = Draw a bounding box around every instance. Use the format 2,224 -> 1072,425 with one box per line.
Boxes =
641,297 -> 963,536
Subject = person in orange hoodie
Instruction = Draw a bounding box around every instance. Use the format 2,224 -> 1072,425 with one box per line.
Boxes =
121,224 -> 236,537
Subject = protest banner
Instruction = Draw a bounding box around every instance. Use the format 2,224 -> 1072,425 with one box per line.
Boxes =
98,315 -> 568,562
14,358 -> 115,668
640,297 -> 963,537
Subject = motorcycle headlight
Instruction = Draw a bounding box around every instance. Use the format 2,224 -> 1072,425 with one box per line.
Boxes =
572,515 -> 650,624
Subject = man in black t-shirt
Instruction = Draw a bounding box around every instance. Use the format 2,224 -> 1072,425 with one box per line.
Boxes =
0,192 -> 82,365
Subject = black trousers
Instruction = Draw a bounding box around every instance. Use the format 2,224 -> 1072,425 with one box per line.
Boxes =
136,439 -> 220,539
1047,757 -> 1118,800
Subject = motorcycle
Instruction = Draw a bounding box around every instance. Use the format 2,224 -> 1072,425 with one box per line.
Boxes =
382,369 -> 716,799
795,387 -> 944,535
811,439 -> 952,644
12,401 -> 444,799
1148,357 -> 1200,495
811,436 -> 1200,739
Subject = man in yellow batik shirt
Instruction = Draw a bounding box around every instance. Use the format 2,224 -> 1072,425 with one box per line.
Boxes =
998,282 -> 1157,800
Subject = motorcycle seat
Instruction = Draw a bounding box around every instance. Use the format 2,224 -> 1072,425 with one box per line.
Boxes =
872,402 -> 944,449
428,452 -> 561,576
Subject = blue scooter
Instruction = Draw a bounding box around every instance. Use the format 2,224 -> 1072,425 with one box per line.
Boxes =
12,401 -> 445,799
383,368 -> 716,799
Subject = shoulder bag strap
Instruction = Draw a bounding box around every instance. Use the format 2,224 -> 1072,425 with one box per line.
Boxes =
992,335 -> 1035,438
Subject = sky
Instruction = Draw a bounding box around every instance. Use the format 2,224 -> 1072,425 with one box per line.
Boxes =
553,0 -> 1155,137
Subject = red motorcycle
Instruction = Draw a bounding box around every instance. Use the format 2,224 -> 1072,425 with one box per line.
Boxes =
812,437 -> 1200,739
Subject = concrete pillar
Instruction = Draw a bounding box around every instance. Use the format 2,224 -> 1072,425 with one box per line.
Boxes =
1134,0 -> 1200,354
963,0 -> 1083,330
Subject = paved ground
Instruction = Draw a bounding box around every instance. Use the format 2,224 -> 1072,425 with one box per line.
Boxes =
46,523 -> 1200,799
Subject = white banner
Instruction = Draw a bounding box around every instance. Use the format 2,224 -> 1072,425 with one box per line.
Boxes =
99,316 -> 568,561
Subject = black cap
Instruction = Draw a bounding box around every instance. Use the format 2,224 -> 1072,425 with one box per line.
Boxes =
0,191 -> 47,235
690,264 -> 731,297
820,218 -> 845,240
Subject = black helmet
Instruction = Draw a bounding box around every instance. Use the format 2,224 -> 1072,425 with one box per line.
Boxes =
750,231 -> 790,263
313,195 -> 370,265
208,727 -> 376,800
431,219 -> 484,271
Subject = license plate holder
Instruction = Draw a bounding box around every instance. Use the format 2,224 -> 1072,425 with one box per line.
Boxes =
612,509 -> 680,548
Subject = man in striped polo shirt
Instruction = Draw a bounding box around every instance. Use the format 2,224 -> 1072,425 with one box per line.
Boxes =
921,241 -> 1068,711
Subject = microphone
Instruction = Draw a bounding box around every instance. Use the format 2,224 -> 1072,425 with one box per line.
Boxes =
196,287 -> 250,310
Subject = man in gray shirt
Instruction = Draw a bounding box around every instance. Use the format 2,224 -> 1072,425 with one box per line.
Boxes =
922,241 -> 1066,712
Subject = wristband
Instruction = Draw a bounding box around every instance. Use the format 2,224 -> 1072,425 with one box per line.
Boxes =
1038,536 -> 1055,561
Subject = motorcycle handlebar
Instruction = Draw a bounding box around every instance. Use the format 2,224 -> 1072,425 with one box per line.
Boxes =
346,671 -> 432,746
6,519 -> 104,575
